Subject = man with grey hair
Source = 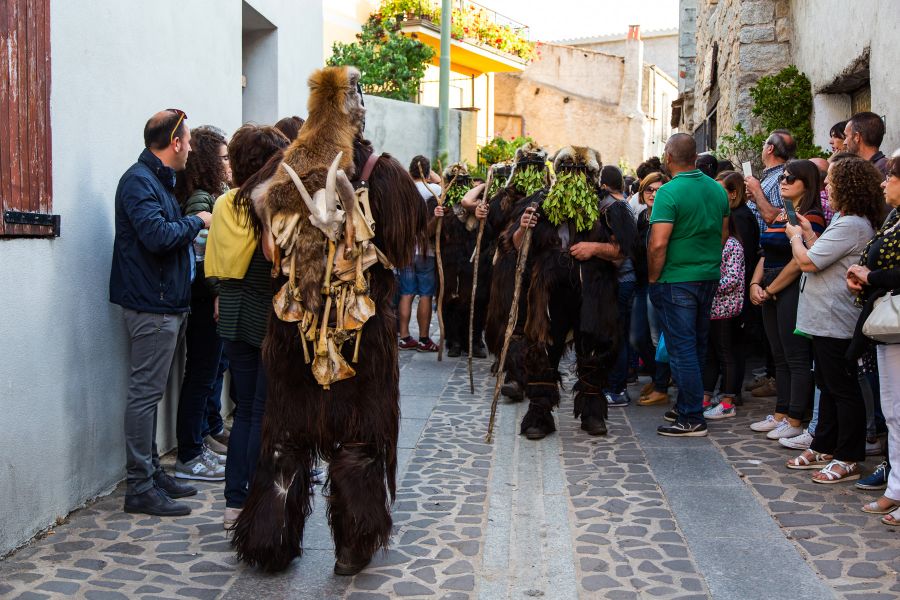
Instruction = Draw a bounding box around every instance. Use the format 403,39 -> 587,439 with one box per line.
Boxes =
648,133 -> 730,437
745,129 -> 796,233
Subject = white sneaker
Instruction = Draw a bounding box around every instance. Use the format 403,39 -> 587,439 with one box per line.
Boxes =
766,420 -> 803,440
750,415 -> 781,432
866,438 -> 883,456
203,444 -> 226,466
704,402 -> 736,420
176,453 -> 225,481
779,429 -> 813,450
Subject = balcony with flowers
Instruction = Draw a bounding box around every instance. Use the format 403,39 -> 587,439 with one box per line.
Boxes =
378,0 -> 534,76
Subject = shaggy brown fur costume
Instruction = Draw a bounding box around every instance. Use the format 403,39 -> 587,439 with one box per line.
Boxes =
230,67 -> 426,574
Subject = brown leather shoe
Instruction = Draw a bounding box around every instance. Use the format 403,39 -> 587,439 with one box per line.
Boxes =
751,378 -> 777,398
637,390 -> 669,406
639,382 -> 655,399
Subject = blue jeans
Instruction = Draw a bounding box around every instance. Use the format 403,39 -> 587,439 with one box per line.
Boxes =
650,281 -> 717,425
607,280 -> 636,393
629,283 -> 656,374
203,355 -> 228,438
176,297 -> 224,464
223,339 -> 268,509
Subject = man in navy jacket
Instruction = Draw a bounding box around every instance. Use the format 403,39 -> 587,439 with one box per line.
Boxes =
109,109 -> 211,516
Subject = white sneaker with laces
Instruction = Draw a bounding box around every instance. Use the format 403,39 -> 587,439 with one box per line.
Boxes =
176,453 -> 225,481
750,414 -> 781,432
203,444 -> 226,466
779,429 -> 813,450
766,420 -> 803,440
704,402 -> 736,420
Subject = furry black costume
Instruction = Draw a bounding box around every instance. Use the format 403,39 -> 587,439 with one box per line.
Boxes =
511,146 -> 636,439
483,146 -> 548,401
230,67 -> 427,575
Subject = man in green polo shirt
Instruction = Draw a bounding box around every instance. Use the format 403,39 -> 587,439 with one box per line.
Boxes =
648,133 -> 730,437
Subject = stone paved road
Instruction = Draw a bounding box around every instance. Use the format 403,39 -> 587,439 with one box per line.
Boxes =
2,349 -> 899,599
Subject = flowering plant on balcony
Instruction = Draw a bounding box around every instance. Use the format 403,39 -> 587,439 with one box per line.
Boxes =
379,0 -> 534,61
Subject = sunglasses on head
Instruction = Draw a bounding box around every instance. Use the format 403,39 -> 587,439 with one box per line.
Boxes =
779,172 -> 798,184
166,108 -> 187,144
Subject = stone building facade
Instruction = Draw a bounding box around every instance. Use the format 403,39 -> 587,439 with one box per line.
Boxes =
677,0 -> 900,154
494,27 -> 678,169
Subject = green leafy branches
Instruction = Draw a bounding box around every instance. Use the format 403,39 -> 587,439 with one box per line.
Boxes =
477,136 -> 534,174
327,15 -> 435,102
510,165 -> 545,196
542,171 -> 598,232
444,182 -> 471,207
716,65 -> 826,167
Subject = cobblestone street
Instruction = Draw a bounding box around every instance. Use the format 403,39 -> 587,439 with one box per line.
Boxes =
2,350 -> 898,600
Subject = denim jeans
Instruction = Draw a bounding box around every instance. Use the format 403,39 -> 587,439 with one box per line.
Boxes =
222,339 -> 268,509
629,283 -> 656,376
607,280 -> 637,393
650,281 -> 717,425
203,355 -> 228,439
176,297 -> 224,463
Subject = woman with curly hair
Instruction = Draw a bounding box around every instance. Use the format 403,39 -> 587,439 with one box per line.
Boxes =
782,155 -> 881,483
847,152 -> 900,523
173,126 -> 232,481
204,124 -> 291,529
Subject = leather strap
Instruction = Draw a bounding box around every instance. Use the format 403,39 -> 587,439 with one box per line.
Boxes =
359,153 -> 380,186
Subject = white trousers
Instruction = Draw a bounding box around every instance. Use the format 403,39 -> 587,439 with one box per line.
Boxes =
877,344 -> 900,501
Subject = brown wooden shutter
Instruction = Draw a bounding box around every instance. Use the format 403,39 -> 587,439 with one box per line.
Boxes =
1,0 -> 53,237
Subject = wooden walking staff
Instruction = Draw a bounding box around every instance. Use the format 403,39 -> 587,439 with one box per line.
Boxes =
486,200 -> 539,443
419,164 -> 456,361
467,166 -> 494,394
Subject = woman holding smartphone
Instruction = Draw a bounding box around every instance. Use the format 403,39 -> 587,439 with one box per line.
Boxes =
748,160 -> 825,441
785,156 -> 880,483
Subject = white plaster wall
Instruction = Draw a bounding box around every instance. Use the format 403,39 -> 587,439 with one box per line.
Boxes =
0,0 -> 243,556
789,0 -> 900,153
246,0 -> 325,120
362,95 -> 465,170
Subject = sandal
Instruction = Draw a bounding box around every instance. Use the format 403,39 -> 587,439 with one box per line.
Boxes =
862,497 -> 900,515
786,450 -> 833,470
881,508 -> 900,527
812,459 -> 860,484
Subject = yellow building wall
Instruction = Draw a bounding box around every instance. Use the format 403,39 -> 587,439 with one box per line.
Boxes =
322,0 -> 379,60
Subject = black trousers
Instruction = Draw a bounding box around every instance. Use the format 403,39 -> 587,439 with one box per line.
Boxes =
810,336 -> 866,462
760,278 -> 813,420
703,316 -> 741,398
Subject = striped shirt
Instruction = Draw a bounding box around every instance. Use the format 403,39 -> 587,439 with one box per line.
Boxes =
760,210 -> 826,270
216,245 -> 272,348
747,164 -> 785,234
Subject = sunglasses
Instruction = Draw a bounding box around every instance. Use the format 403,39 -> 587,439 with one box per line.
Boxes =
779,172 -> 798,184
166,108 -> 187,144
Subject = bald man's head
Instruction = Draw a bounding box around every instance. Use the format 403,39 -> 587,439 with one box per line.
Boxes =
664,133 -> 697,168
144,109 -> 188,150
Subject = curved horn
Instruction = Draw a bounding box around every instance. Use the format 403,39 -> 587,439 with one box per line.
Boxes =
281,162 -> 316,215
325,151 -> 343,211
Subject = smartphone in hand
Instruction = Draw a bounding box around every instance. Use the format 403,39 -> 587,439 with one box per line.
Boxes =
783,198 -> 798,226
742,161 -> 753,178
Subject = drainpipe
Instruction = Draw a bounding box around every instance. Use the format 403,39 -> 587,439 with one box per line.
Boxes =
494,112 -> 526,138
438,0 -> 451,160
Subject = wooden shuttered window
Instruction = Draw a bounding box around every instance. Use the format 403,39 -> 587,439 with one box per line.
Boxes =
1,0 -> 53,237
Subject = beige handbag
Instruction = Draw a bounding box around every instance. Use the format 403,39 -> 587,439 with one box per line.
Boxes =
863,292 -> 900,343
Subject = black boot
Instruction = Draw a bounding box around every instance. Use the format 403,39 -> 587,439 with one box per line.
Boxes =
519,404 -> 556,440
472,340 -> 487,358
580,415 -> 607,436
447,343 -> 462,358
124,486 -> 191,516
154,468 -> 197,499
500,380 -> 524,402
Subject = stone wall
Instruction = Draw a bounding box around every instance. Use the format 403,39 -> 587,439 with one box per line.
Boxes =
690,0 -> 791,137
494,42 -> 676,168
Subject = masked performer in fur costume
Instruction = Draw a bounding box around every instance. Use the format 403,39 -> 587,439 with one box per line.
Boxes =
429,164 -> 491,357
483,144 -> 549,401
511,146 -> 637,439
230,66 -> 427,575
